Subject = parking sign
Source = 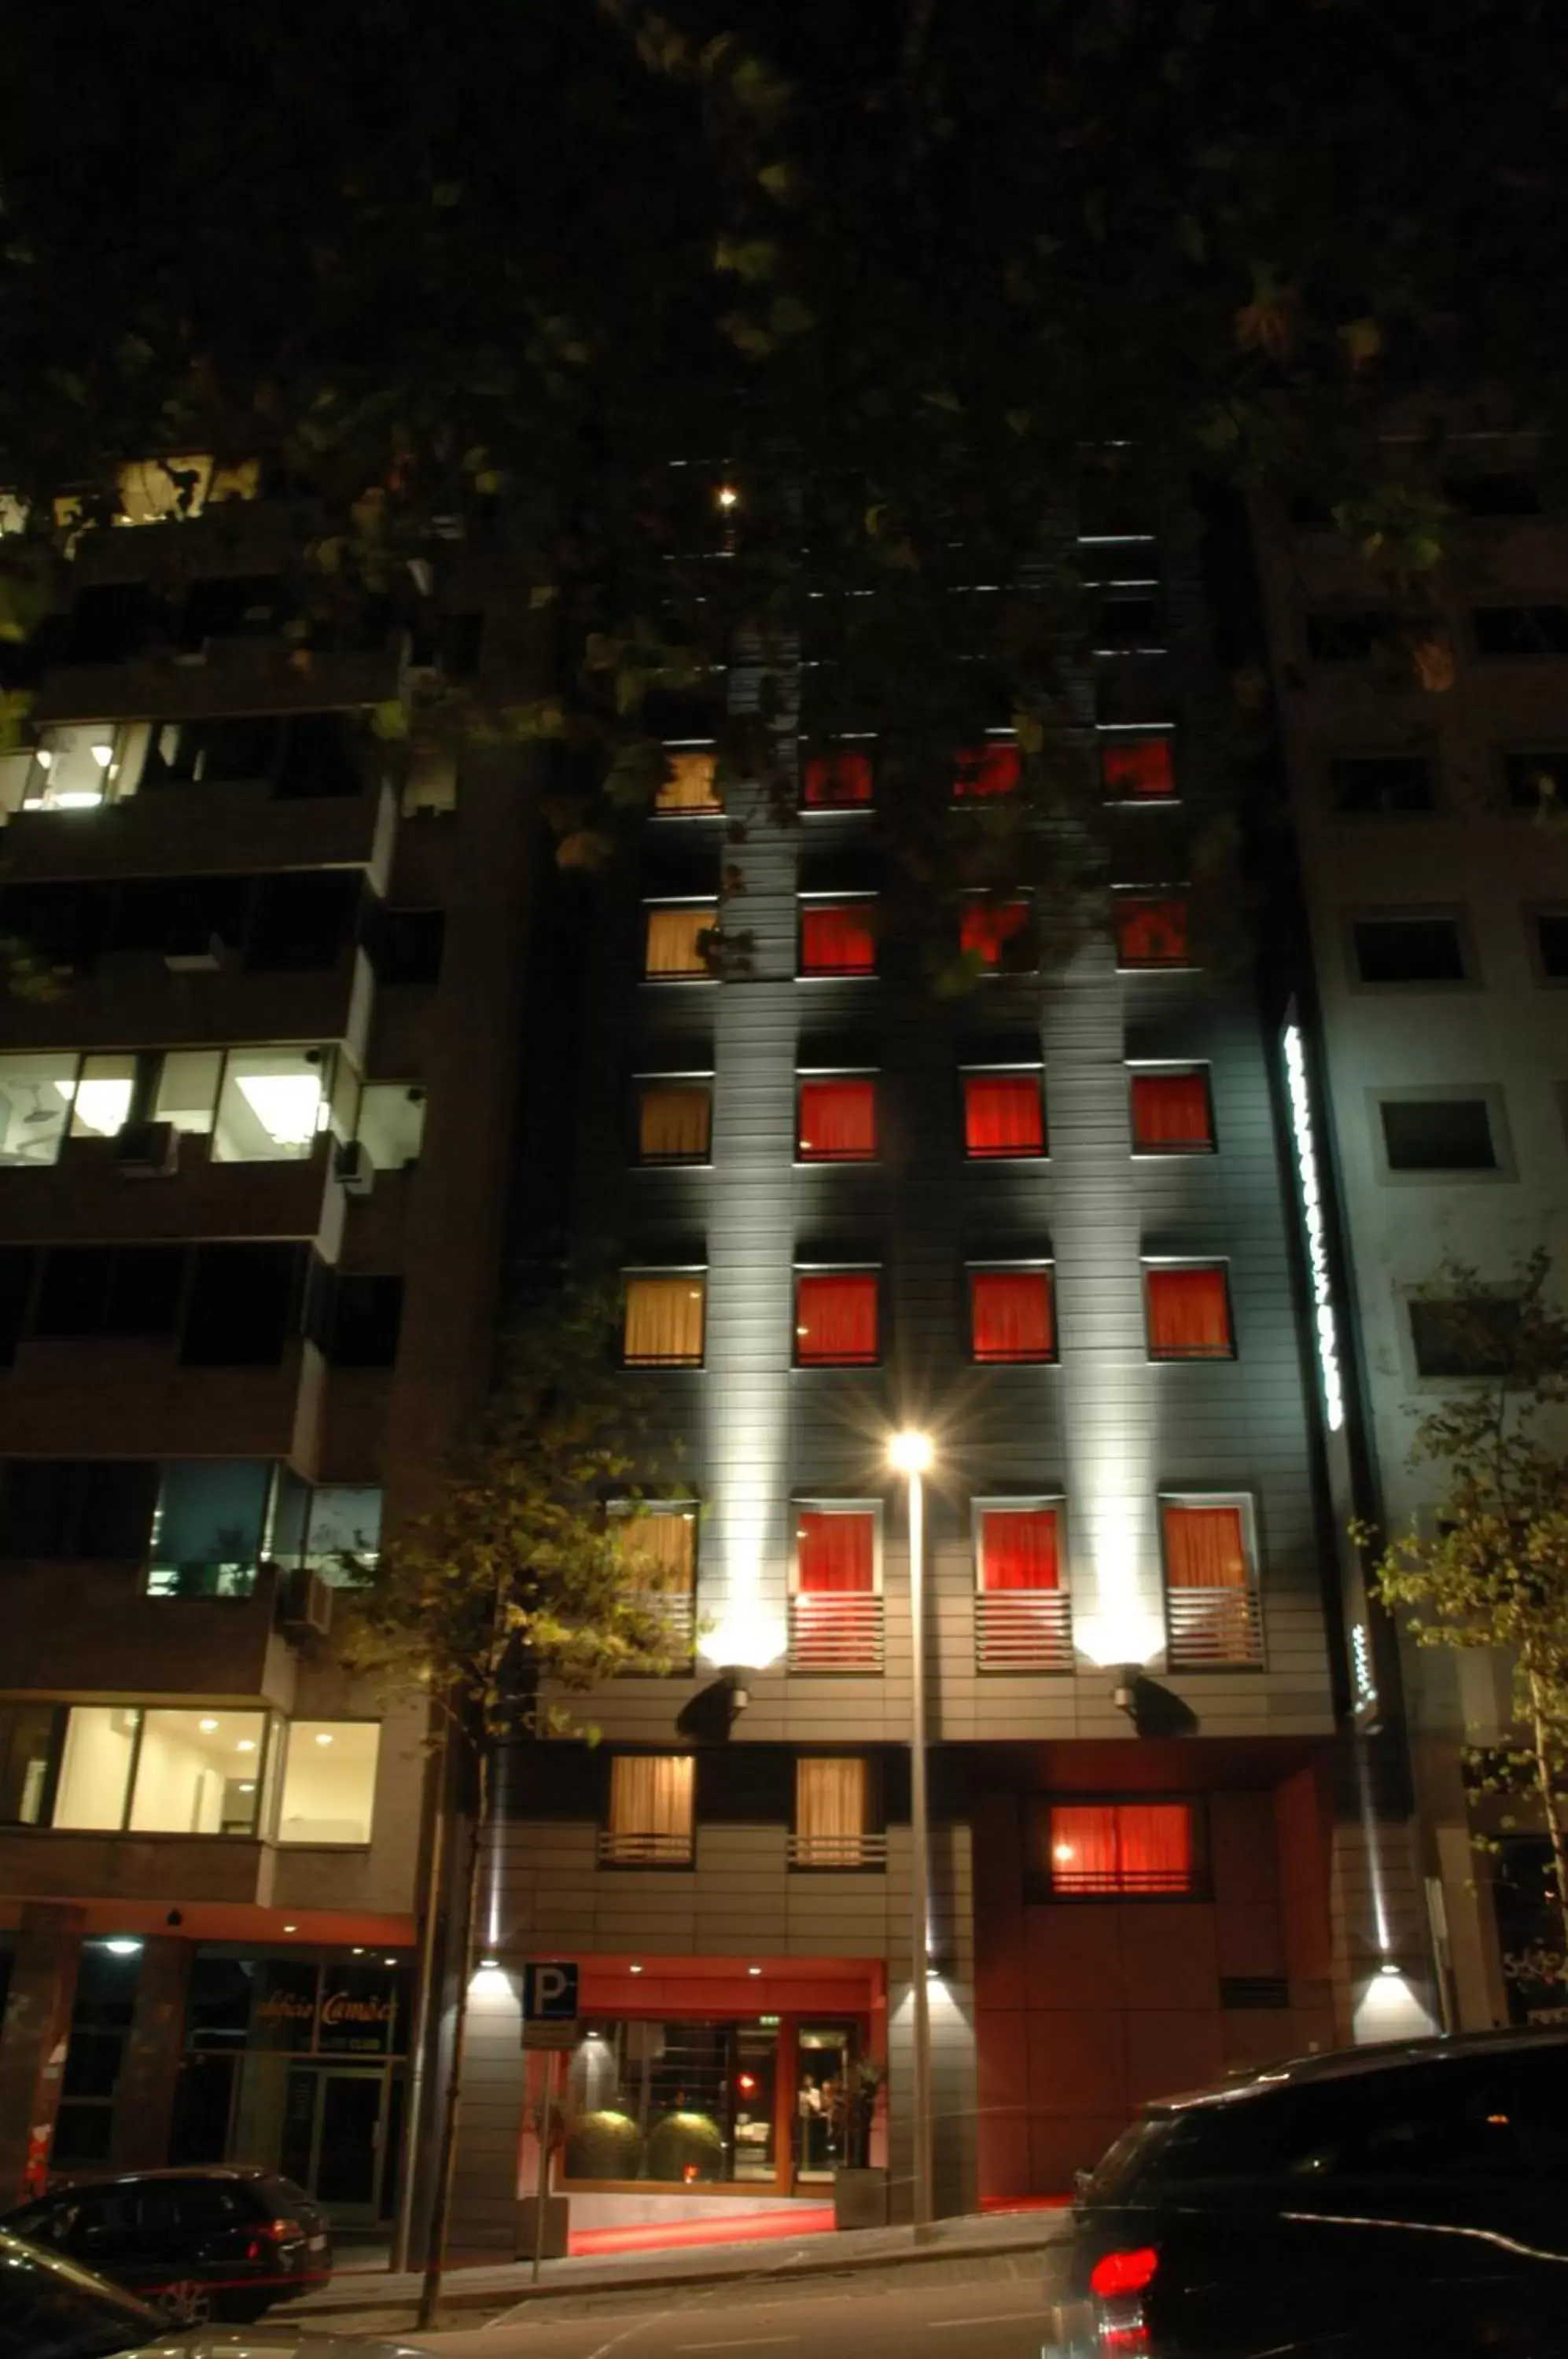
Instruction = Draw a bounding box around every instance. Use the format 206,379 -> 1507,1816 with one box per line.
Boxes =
522,1960 -> 579,2025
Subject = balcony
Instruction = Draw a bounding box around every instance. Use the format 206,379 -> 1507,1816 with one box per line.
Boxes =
0,1134 -> 337,1247
34,638 -> 405,729
786,1831 -> 889,1870
0,1830 -> 269,1908
597,1828 -> 694,1867
787,1592 -> 885,1674
0,946 -> 374,1062
0,1557 -> 294,1698
1166,1586 -> 1264,1669
0,775 -> 396,889
974,1589 -> 1074,1673
0,1338 -> 313,1461
624,1591 -> 697,1667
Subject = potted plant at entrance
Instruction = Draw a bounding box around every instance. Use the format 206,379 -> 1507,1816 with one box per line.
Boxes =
833,2059 -> 888,2229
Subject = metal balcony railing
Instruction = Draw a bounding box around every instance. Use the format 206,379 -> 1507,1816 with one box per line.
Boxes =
974,1589 -> 1074,1673
786,1831 -> 889,1870
625,1590 -> 696,1664
598,1828 -> 694,1867
787,1592 -> 885,1673
1166,1586 -> 1264,1668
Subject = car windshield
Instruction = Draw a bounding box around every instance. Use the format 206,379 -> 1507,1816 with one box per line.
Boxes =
0,2236 -> 157,2359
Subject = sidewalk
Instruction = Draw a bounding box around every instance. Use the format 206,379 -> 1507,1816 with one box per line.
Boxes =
276,2206 -> 1069,2328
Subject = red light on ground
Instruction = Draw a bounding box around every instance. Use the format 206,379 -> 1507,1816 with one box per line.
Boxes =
1090,2247 -> 1159,2298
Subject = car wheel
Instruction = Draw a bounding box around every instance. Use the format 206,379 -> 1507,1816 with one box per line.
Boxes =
158,2280 -> 214,2326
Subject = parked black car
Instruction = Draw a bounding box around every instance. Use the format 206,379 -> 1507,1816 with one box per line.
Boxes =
2,2164 -> 333,2326
1042,2030 -> 1568,2359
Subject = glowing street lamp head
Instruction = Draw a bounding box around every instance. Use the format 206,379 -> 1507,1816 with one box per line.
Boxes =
889,1430 -> 933,1476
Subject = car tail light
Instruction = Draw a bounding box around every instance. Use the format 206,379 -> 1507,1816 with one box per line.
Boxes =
1090,2247 -> 1158,2298
264,2217 -> 304,2242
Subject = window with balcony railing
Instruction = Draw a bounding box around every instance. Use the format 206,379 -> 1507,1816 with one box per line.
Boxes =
790,1507 -> 882,1672
624,1274 -> 707,1367
635,1079 -> 712,1165
612,1507 -> 698,1662
801,746 -> 874,808
959,897 -> 1035,973
970,1268 -> 1055,1364
1114,892 -> 1191,970
1043,1801 -> 1194,1896
1161,1500 -> 1263,1667
794,1272 -> 879,1366
963,1070 -> 1046,1158
601,1753 -> 695,1865
797,1077 -> 877,1162
1145,1264 -> 1235,1360
789,1756 -> 885,1868
799,899 -> 877,977
645,903 -> 717,980
654,749 -> 723,814
1129,1067 -> 1213,1154
974,1504 -> 1072,1671
1100,731 -> 1176,800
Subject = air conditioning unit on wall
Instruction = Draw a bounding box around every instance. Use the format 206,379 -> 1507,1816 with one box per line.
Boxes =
277,1567 -> 335,1640
114,1120 -> 179,1178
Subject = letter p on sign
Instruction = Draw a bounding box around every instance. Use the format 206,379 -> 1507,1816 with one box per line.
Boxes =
523,1961 -> 579,2022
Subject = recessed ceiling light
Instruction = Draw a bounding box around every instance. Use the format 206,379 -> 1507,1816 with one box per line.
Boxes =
628,1963 -> 643,1975
235,1739 -> 256,1754
198,1719 -> 219,1733
237,1782 -> 255,1794
748,1966 -> 762,1977
383,1956 -> 396,1967
352,1946 -> 364,1956
283,1923 -> 298,1934
315,1733 -> 334,1746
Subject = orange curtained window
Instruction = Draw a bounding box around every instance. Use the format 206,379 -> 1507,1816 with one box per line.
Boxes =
1100,737 -> 1175,799
1130,1071 -> 1212,1151
1146,1266 -> 1232,1359
979,1508 -> 1059,1592
655,750 -> 723,812
970,1271 -> 1055,1362
624,1275 -> 706,1366
795,1756 -> 870,1847
953,744 -> 1021,799
797,1079 -> 877,1161
801,903 -> 877,975
1163,1503 -> 1248,1589
1115,896 -> 1189,968
638,1084 -> 712,1162
960,899 -> 1032,969
614,1511 -> 697,1594
803,749 -> 874,807
795,1273 -> 879,1364
963,1074 -> 1045,1157
1048,1801 -> 1192,1894
608,1754 -> 694,1849
797,1510 -> 876,1592
645,906 -> 715,978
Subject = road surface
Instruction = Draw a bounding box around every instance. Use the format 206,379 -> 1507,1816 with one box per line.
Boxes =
413,2258 -> 1050,2359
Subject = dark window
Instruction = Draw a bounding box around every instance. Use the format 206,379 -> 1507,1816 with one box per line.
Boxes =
0,882 -> 111,969
1328,755 -> 1435,814
1306,611 -> 1396,661
1504,750 -> 1568,811
371,907 -> 446,986
110,874 -> 251,960
1095,587 -> 1161,645
0,1701 -> 61,1824
275,713 -> 365,800
1381,1099 -> 1498,1172
33,1247 -> 183,1339
246,870 -> 359,971
1442,471 -> 1541,518
0,1249 -> 32,1364
1535,913 -> 1568,979
1353,916 -> 1468,984
64,580 -> 159,664
323,1275 -> 405,1368
74,1463 -> 161,1557
180,572 -> 289,647
1410,1295 -> 1522,1378
181,1243 -> 301,1365
1473,605 -> 1568,656
143,716 -> 282,787
32,1248 -> 112,1338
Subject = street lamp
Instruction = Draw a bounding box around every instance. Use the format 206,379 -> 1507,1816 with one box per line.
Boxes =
888,1429 -> 934,2236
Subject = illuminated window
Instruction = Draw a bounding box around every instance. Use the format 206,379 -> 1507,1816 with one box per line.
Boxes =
790,1507 -> 882,1672
977,1506 -> 1060,1590
800,900 -> 877,977
1100,735 -> 1175,800
792,1757 -> 878,1868
952,744 -> 1020,800
802,749 -> 874,808
1145,1265 -> 1234,1360
1115,895 -> 1190,969
794,1272 -> 879,1366
624,1275 -> 706,1367
959,899 -> 1033,972
603,1754 -> 695,1864
276,1720 -> 381,1845
970,1269 -> 1055,1363
645,905 -> 716,980
1047,1802 -> 1194,1895
1162,1500 -> 1261,1666
655,749 -> 723,814
636,1080 -> 712,1165
963,1072 -> 1045,1157
797,1078 -> 877,1162
125,1709 -> 267,1837
1129,1069 -> 1213,1153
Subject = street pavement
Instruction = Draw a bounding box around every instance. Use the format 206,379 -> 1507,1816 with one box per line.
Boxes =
409,2246 -> 1057,2359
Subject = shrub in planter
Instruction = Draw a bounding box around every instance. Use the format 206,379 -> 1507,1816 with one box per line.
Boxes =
646,2109 -> 724,2183
565,2109 -> 644,2180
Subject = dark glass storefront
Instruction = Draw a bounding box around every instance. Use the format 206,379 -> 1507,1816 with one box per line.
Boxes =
172,1949 -> 412,2223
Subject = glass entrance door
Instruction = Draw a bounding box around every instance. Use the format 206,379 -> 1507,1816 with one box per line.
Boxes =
793,2023 -> 855,2184
314,2070 -> 384,2217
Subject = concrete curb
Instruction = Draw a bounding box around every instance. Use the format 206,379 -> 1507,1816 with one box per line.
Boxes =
281,2222 -> 1065,2325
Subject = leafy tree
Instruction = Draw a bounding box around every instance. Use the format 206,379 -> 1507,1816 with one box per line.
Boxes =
339,1274 -> 688,2321
1368,1253 -> 1568,1983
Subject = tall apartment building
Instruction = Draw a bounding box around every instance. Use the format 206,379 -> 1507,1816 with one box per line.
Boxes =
444,502 -> 1397,2249
1255,439 -> 1568,2034
0,470 -> 532,2223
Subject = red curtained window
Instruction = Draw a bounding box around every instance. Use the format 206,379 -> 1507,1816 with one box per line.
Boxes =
1131,1070 -> 1213,1152
980,1507 -> 1059,1592
960,899 -> 1032,970
1164,1503 -> 1248,1589
795,1272 -> 879,1364
953,744 -> 1021,800
1115,896 -> 1190,968
1048,1801 -> 1193,1894
1100,736 -> 1175,800
797,1509 -> 876,1592
803,749 -> 874,808
1147,1266 -> 1233,1359
797,1079 -> 877,1162
801,902 -> 877,976
963,1074 -> 1045,1158
970,1270 -> 1055,1363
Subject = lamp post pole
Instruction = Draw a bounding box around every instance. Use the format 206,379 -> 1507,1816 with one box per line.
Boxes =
892,1433 -> 935,2239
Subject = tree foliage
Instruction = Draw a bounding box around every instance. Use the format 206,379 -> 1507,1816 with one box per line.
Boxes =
1367,1253 -> 1568,1976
